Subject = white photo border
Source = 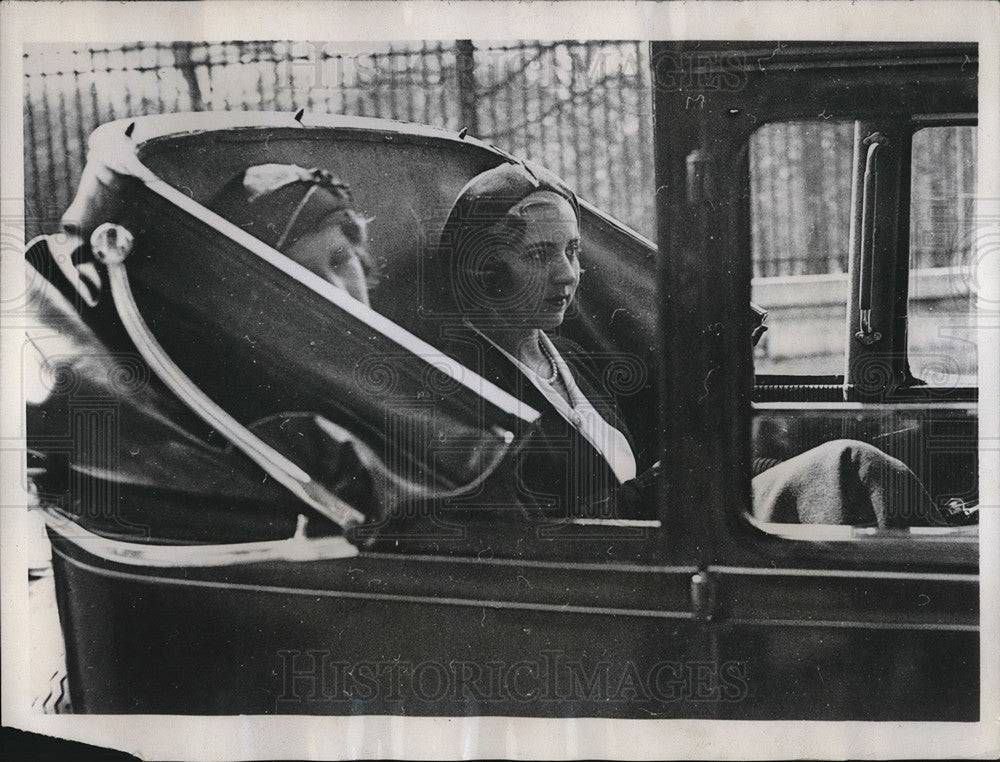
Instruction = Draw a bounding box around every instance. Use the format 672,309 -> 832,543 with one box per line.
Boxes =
1,1 -> 997,759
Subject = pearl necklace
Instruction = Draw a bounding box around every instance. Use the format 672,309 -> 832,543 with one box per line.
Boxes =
537,335 -> 560,384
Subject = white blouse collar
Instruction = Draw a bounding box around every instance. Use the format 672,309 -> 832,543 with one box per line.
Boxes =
465,322 -> 637,484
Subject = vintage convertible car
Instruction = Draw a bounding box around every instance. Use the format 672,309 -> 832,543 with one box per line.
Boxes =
25,42 -> 979,719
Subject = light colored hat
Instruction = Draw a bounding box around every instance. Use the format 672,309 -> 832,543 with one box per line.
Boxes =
209,163 -> 354,251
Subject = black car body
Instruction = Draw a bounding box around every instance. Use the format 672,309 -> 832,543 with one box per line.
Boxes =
25,42 -> 980,719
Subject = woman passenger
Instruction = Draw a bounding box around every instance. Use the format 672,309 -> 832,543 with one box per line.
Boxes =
434,162 -> 659,519
207,163 -> 385,522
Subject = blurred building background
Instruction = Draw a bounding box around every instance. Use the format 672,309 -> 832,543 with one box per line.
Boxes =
22,40 -> 977,378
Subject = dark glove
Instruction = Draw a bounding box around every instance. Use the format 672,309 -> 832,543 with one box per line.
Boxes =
613,461 -> 661,519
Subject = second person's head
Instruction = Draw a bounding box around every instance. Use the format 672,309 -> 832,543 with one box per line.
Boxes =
210,163 -> 375,305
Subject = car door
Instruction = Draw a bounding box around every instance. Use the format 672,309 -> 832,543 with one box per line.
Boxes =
652,41 -> 979,720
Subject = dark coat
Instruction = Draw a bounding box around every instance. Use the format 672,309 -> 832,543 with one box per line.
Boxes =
443,330 -> 658,520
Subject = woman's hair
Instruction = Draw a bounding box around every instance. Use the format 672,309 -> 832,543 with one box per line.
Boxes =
433,162 -> 579,315
208,164 -> 378,287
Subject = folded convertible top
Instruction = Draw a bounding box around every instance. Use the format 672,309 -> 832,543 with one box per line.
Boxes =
27,115 -> 554,544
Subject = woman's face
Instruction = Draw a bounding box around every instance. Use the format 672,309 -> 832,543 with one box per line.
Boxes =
283,221 -> 370,306
494,192 -> 581,329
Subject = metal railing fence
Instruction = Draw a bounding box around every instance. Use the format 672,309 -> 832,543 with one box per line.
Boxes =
23,41 -> 974,276
22,40 -> 654,242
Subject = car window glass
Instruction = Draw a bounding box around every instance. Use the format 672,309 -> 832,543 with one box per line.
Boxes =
747,120 -> 980,538
749,120 -> 854,376
908,125 -> 978,387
